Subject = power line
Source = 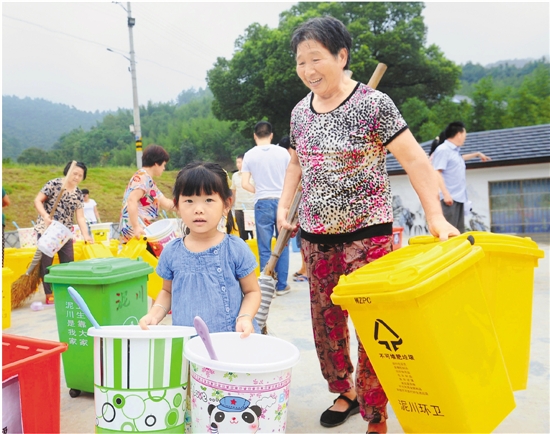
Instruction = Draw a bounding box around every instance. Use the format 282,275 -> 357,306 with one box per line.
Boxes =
3,13 -> 127,53
2,13 -> 205,81
134,3 -> 222,56
130,4 -> 219,65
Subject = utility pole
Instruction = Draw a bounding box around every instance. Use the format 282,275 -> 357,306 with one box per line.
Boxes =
126,2 -> 142,168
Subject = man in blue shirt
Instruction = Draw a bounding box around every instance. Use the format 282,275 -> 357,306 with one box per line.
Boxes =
431,121 -> 491,232
241,121 -> 291,296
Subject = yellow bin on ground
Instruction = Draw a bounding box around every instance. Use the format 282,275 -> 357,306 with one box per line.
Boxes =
331,236 -> 515,433
3,250 -> 37,279
245,237 -> 276,276
2,267 -> 16,329
117,238 -> 163,299
89,222 -> 112,243
409,232 -> 545,391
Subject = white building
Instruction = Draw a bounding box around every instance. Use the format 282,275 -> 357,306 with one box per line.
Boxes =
387,124 -> 550,235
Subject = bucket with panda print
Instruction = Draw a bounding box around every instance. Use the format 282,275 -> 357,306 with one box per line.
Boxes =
184,332 -> 300,433
88,325 -> 196,433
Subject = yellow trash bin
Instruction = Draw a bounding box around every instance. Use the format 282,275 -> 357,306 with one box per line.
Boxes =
245,238 -> 276,276
89,222 -> 112,243
409,232 -> 545,391
332,236 -> 515,433
118,238 -> 163,299
2,267 -> 16,329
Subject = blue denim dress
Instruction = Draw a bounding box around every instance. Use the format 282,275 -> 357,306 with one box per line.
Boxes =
156,234 -> 260,333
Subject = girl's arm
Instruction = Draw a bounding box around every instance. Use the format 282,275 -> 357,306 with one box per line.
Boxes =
139,280 -> 173,330
236,272 -> 261,338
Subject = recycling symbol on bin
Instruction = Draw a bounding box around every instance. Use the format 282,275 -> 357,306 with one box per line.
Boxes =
374,319 -> 402,352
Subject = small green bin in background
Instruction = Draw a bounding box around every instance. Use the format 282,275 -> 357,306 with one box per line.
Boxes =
44,257 -> 153,397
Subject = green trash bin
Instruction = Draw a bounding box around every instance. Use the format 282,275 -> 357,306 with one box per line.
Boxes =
44,257 -> 153,397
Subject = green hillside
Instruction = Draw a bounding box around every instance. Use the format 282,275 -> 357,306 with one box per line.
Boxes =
2,96 -> 109,159
1,164 -> 179,232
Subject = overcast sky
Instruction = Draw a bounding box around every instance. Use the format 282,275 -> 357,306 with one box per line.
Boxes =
2,2 -> 549,113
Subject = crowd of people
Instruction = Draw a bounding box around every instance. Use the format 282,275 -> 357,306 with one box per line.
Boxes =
5,14 -> 496,433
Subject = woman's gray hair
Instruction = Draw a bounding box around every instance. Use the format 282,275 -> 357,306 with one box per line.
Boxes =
290,16 -> 352,70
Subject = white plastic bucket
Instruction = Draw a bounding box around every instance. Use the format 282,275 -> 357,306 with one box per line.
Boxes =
145,220 -> 177,257
17,227 -> 37,248
184,332 -> 300,433
88,325 -> 196,433
89,222 -> 112,242
37,221 -> 73,257
167,218 -> 183,238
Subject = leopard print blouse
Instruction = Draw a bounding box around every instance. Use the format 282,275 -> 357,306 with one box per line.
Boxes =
290,82 -> 408,238
34,178 -> 84,235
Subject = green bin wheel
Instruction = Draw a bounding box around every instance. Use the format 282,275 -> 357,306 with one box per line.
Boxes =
69,388 -> 81,398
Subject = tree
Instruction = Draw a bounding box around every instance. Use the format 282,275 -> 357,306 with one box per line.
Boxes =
207,2 -> 461,138
505,63 -> 550,126
469,77 -> 509,132
17,147 -> 54,165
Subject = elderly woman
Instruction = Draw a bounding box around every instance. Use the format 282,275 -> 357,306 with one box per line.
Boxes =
119,144 -> 175,245
34,161 -> 93,304
277,16 -> 459,433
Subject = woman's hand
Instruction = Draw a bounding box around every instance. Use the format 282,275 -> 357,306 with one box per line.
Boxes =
132,224 -> 146,240
427,215 -> 460,241
43,215 -> 53,228
236,316 -> 254,338
84,234 -> 94,244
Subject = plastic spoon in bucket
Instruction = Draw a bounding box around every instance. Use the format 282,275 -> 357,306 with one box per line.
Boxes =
67,286 -> 101,329
193,316 -> 218,361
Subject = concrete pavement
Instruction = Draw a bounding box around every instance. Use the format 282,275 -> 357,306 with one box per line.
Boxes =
4,233 -> 549,433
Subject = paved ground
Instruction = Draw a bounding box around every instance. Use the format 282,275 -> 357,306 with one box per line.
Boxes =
4,233 -> 549,433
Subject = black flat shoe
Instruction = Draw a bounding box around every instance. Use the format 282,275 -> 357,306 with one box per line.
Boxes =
320,394 -> 360,427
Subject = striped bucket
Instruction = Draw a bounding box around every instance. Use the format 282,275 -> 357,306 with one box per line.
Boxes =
88,325 -> 196,433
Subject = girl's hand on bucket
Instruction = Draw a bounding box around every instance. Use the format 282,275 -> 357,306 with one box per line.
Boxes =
236,316 -> 254,338
84,234 -> 94,244
139,313 -> 160,330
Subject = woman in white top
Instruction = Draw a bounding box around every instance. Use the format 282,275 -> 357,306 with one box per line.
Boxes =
81,188 -> 100,224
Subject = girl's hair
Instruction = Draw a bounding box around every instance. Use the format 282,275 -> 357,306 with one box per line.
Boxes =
63,161 -> 87,180
173,161 -> 234,233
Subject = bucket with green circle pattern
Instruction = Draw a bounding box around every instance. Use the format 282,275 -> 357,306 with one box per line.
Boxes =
88,325 -> 196,433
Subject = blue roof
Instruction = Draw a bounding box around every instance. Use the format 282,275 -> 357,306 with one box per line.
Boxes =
386,123 -> 550,175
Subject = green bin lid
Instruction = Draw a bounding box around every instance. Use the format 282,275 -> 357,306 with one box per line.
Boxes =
332,236 -> 484,304
44,257 -> 154,285
409,232 -> 544,258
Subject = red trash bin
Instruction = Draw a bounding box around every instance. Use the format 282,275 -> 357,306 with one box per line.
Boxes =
392,226 -> 404,249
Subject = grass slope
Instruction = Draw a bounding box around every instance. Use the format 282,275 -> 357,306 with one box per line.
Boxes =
2,165 -> 179,231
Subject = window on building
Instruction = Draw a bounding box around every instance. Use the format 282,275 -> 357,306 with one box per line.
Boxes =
490,178 -> 550,233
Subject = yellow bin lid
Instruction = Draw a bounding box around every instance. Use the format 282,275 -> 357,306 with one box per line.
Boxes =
410,232 -> 544,258
332,236 -> 485,304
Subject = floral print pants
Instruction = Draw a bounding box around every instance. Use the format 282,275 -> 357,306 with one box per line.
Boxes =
301,235 -> 392,423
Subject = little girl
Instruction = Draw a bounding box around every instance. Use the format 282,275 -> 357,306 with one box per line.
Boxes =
139,162 -> 261,337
